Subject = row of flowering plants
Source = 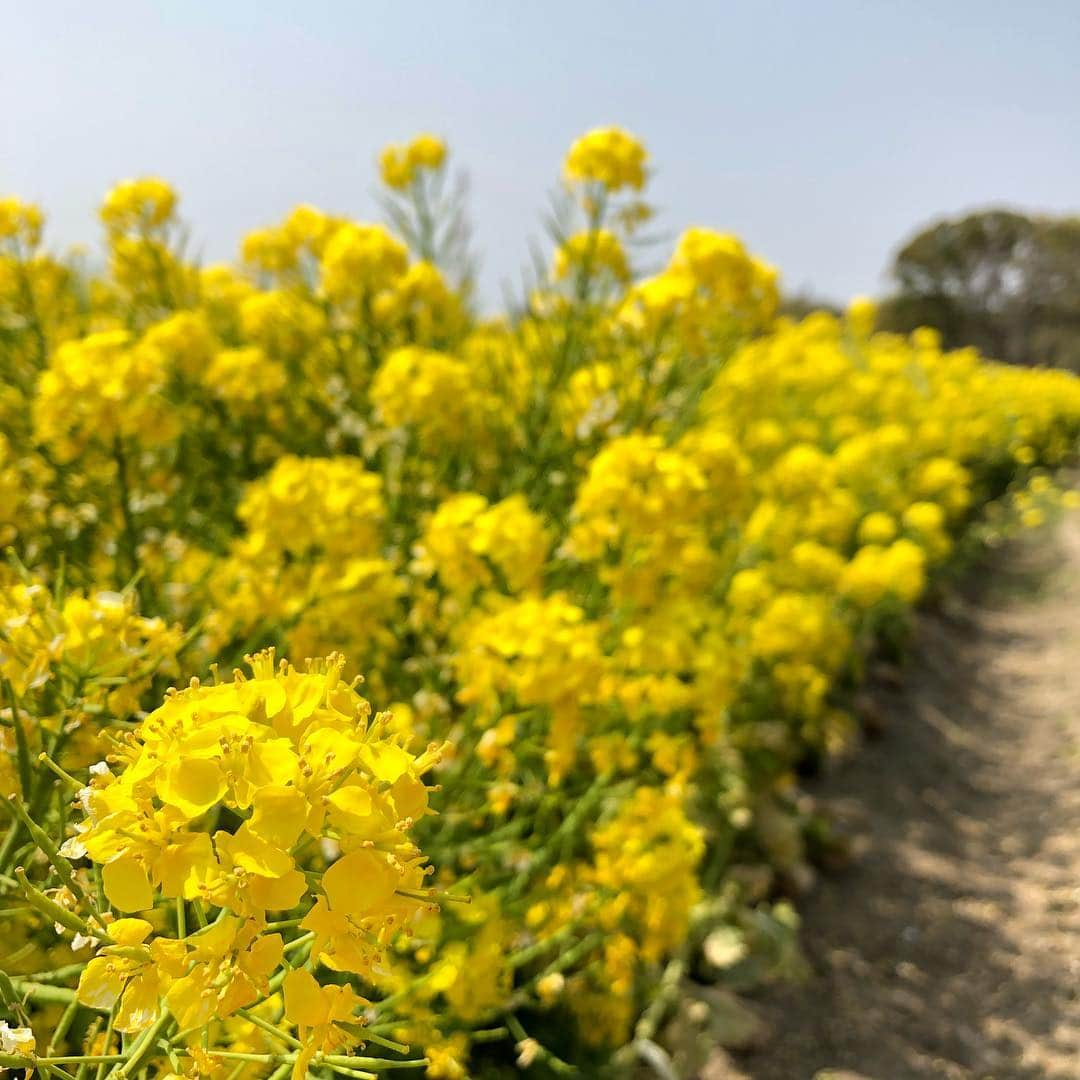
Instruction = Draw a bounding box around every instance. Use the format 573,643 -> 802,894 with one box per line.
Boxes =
2,128 -> 1080,1078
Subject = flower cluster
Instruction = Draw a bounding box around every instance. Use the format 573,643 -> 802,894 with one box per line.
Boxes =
413,493 -> 550,598
563,126 -> 648,191
371,347 -> 482,449
61,650 -> 446,1075
33,330 -> 177,462
380,134 -> 447,190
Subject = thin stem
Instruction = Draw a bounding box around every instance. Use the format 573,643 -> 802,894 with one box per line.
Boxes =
38,752 -> 83,792
112,438 -> 143,603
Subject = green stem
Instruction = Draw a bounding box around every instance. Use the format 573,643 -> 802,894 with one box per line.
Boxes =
112,438 -> 143,603
0,716 -> 76,881
5,795 -> 88,902
113,1012 -> 172,1079
7,981 -> 79,1005
3,679 -> 33,799
13,868 -> 96,938
47,999 -> 82,1056
234,1008 -> 300,1050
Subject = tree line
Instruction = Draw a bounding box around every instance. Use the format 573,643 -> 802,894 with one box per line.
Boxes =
789,210 -> 1080,371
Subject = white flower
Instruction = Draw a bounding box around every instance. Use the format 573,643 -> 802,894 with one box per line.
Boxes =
515,1038 -> 540,1069
0,1021 -> 35,1061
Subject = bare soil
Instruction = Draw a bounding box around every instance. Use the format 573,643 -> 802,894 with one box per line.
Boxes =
726,516 -> 1080,1079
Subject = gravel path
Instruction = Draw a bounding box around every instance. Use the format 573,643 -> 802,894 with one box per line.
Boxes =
725,516 -> 1080,1079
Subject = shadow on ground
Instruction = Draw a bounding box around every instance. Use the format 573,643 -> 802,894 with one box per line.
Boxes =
725,521 -> 1080,1080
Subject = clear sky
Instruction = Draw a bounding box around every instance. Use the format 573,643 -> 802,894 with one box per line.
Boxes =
4,0 -> 1079,306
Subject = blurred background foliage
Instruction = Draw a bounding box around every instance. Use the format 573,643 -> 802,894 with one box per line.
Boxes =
876,209 -> 1080,371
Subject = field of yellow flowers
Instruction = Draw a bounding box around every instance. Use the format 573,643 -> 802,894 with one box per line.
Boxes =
1,128 -> 1079,1079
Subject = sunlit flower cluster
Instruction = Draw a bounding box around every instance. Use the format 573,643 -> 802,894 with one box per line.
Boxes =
564,126 -> 648,192
380,133 -> 448,190
62,650 -> 445,1067
34,330 -> 178,462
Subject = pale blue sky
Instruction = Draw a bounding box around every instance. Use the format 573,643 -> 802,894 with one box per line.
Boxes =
3,1 -> 1078,305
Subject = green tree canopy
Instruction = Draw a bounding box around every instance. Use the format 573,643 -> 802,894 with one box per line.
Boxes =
878,209 -> 1080,370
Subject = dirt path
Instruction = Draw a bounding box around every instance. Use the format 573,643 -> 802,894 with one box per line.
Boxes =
728,516 -> 1080,1080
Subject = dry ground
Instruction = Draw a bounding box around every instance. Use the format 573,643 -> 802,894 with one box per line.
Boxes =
721,515 -> 1080,1079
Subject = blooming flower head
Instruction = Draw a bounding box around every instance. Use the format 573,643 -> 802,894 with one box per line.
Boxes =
141,310 -> 217,379
0,1022 -> 35,1061
100,177 -> 178,233
415,492 -> 550,597
589,786 -> 704,962
203,345 -> 288,409
236,455 -> 386,560
282,969 -> 364,1080
33,329 -> 178,461
68,651 -> 446,991
380,133 -> 448,189
455,594 -> 605,781
564,127 -> 648,192
846,294 -> 878,338
0,196 -> 44,250
371,346 -> 482,448
320,222 -> 409,299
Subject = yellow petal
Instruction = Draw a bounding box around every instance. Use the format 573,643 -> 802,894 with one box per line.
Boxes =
299,896 -> 342,935
323,981 -> 362,1021
258,679 -> 288,719
285,674 -> 325,723
248,868 -> 306,912
216,826 -> 294,878
300,727 -> 359,774
248,785 -> 309,849
156,832 -> 216,899
157,759 -> 226,819
115,971 -> 160,1033
187,914 -> 239,961
107,917 -> 154,946
241,933 -> 284,979
77,956 -> 125,1011
149,937 -> 191,978
323,850 -> 399,917
103,855 -> 154,912
325,782 -> 372,821
247,739 -> 301,791
357,741 -> 413,784
282,968 -> 327,1027
218,970 -> 259,1017
389,774 -> 428,823
164,973 -> 214,1031
291,1044 -> 317,1080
